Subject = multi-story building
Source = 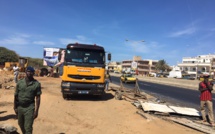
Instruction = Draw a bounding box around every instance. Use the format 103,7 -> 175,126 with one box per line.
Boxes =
107,61 -> 122,72
177,54 -> 215,76
121,56 -> 158,75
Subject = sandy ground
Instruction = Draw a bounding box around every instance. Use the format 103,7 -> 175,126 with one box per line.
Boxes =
0,74 -> 203,134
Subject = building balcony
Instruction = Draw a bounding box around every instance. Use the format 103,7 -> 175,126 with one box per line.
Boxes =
121,63 -> 132,66
178,63 -> 211,67
138,64 -> 149,67
138,68 -> 150,72
138,62 -> 149,64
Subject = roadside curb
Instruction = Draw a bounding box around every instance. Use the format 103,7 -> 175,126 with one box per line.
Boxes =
110,73 -> 215,92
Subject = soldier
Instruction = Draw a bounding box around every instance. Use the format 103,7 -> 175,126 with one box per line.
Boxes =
14,66 -> 42,134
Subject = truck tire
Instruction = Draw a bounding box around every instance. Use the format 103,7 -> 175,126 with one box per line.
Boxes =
62,93 -> 68,100
95,95 -> 103,99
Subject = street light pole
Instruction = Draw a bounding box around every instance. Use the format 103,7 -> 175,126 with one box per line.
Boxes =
196,63 -> 198,80
125,39 -> 145,43
125,39 -> 145,75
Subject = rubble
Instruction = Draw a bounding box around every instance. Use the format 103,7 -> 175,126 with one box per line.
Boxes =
110,79 -> 215,134
0,124 -> 18,134
0,70 -> 14,89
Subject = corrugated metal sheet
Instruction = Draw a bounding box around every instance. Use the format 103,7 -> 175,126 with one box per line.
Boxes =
141,102 -> 200,117
141,102 -> 175,113
169,106 -> 200,116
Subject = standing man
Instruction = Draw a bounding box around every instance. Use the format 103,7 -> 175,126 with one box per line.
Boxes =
105,70 -> 112,91
199,74 -> 214,126
13,64 -> 19,83
55,49 -> 65,76
14,67 -> 42,134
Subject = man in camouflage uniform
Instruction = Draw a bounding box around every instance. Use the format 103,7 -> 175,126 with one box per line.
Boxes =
14,67 -> 42,134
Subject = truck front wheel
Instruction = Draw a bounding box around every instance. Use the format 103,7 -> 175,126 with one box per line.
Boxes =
62,93 -> 68,100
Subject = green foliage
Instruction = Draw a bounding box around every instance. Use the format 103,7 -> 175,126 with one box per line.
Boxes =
0,47 -> 19,64
0,47 -> 44,68
155,59 -> 170,72
23,57 -> 44,69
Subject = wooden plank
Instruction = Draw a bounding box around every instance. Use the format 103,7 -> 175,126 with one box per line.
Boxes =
165,117 -> 215,134
136,110 -> 153,121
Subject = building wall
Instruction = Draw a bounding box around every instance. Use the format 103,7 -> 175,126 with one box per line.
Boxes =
121,56 -> 158,75
107,61 -> 121,72
133,56 -> 142,61
178,54 -> 215,75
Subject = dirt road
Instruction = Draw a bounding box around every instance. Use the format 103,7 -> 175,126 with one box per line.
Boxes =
0,76 -> 202,134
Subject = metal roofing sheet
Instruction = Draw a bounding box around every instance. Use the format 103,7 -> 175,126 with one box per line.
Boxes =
141,102 -> 175,113
141,102 -> 200,117
169,106 -> 200,116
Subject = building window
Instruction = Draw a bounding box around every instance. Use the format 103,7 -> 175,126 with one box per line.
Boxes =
192,67 -> 196,71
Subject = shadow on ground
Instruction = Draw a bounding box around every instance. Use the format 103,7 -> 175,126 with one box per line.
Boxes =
63,92 -> 114,101
0,111 -> 7,114
0,114 -> 17,121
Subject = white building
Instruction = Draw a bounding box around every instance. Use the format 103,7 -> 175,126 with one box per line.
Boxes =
177,54 -> 215,76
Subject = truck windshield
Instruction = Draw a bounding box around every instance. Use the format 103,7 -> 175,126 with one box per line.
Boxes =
65,49 -> 105,65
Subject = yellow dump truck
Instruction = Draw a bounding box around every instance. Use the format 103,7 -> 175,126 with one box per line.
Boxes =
61,43 -> 111,99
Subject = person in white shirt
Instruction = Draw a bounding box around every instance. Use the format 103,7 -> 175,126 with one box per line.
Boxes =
13,64 -> 19,83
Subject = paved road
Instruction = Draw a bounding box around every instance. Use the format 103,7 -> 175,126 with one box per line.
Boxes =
111,75 -> 215,114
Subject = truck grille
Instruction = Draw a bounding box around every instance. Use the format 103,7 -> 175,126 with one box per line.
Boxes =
68,75 -> 100,80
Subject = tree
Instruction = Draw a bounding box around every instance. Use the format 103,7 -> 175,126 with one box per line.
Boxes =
0,47 -> 44,68
25,57 -> 44,69
0,47 -> 19,64
155,59 -> 170,72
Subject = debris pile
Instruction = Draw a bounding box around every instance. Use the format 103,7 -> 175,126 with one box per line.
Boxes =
0,70 -> 14,89
110,79 -> 215,134
0,124 -> 18,134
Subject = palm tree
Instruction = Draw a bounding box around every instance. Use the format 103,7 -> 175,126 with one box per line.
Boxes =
155,59 -> 169,73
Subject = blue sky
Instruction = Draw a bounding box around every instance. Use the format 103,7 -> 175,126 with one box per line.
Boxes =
0,0 -> 215,65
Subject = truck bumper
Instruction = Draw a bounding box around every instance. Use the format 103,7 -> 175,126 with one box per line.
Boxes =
61,82 -> 105,95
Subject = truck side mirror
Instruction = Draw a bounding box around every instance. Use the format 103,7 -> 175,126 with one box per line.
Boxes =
108,53 -> 111,61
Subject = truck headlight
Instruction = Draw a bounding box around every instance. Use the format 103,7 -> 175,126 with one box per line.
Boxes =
97,84 -> 105,88
62,82 -> 70,87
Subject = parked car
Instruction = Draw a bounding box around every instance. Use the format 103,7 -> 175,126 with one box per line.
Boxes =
130,70 -> 136,75
157,73 -> 169,78
120,73 -> 137,83
182,74 -> 195,80
199,74 -> 213,82
149,73 -> 156,77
